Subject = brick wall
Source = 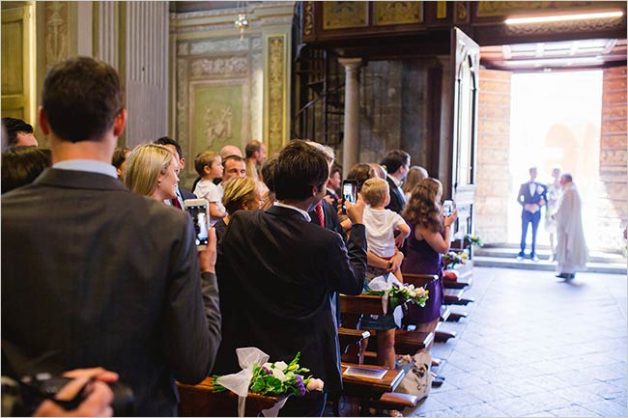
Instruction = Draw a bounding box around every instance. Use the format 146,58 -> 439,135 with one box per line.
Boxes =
598,66 -> 627,251
475,69 -> 511,244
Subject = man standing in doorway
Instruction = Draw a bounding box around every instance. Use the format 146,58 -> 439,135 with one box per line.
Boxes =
554,173 -> 588,280
517,166 -> 547,261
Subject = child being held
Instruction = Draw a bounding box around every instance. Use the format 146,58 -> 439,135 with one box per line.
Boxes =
193,150 -> 224,225
361,177 -> 411,282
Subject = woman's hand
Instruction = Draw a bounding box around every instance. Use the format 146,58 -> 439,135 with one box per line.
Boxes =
444,209 -> 458,228
198,228 -> 217,273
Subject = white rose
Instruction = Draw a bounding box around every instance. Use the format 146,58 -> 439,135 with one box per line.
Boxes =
274,361 -> 288,371
306,378 -> 324,391
408,284 -> 415,291
409,290 -> 416,298
263,362 -> 272,369
272,368 -> 287,382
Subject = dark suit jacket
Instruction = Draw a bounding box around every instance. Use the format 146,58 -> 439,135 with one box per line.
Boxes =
385,175 -> 406,214
517,181 -> 547,210
214,206 -> 367,393
1,169 -> 221,416
180,186 -> 196,200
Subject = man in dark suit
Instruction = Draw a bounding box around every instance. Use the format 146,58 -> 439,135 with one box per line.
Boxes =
154,136 -> 196,207
380,149 -> 411,214
517,166 -> 547,261
215,140 -> 367,416
1,57 -> 221,416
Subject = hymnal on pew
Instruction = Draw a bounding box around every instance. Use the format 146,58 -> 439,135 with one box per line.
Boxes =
343,366 -> 387,380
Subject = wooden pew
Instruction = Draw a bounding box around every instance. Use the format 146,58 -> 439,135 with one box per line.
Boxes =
401,273 -> 438,288
443,288 -> 474,305
177,378 -> 283,417
338,294 -> 419,414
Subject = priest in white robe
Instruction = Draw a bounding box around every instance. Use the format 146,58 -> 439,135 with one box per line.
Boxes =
554,173 -> 588,279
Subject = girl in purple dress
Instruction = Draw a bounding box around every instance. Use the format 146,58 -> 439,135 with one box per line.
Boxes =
401,178 -> 457,333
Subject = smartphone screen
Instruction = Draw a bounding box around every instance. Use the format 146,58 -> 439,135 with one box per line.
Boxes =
342,180 -> 357,213
443,200 -> 454,216
184,199 -> 209,248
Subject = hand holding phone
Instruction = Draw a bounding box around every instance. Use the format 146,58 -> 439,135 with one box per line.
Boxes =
341,180 -> 358,214
443,200 -> 454,216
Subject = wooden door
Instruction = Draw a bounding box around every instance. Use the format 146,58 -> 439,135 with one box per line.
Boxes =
450,27 -> 479,249
1,3 -> 35,124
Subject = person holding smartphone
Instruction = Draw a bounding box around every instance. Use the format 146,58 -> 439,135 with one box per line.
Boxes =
401,178 -> 457,334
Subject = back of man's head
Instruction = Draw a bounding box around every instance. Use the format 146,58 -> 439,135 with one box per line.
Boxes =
42,57 -> 123,143
154,136 -> 183,160
2,118 -> 34,147
274,140 -> 329,201
380,149 -> 410,175
245,140 -> 262,159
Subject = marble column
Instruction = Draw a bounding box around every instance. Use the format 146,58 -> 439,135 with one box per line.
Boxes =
339,58 -> 362,175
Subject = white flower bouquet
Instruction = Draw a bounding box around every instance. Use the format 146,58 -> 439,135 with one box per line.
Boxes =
213,351 -> 323,397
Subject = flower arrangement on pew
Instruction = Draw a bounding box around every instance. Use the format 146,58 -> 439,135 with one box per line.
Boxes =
442,250 -> 468,270
213,352 -> 324,397
464,234 -> 483,248
367,282 -> 429,310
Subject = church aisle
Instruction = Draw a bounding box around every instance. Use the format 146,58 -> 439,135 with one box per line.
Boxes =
411,267 -> 627,417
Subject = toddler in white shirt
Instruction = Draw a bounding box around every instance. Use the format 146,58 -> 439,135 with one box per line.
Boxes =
193,150 -> 225,225
361,177 -> 411,282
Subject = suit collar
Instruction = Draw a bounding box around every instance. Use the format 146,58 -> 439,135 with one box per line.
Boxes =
34,168 -> 128,191
266,205 -> 310,222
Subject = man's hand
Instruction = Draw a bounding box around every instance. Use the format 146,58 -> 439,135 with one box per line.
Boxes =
34,368 -> 118,417
524,203 -> 539,213
345,195 -> 365,225
199,228 -> 217,273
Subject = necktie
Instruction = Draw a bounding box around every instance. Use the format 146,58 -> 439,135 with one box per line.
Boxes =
171,198 -> 182,209
315,202 -> 325,227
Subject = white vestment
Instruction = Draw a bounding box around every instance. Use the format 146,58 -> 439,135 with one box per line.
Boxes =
555,183 -> 588,273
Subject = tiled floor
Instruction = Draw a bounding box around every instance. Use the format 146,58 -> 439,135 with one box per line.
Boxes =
410,267 -> 627,417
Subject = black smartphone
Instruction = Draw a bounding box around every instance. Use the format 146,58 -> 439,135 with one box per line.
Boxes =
341,180 -> 358,214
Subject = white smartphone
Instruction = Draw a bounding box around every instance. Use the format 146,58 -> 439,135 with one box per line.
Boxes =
183,199 -> 210,250
443,200 -> 454,216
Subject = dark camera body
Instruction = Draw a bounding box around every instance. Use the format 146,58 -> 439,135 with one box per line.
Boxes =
3,373 -> 134,416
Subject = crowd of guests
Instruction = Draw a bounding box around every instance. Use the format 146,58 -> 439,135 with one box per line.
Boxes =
0,56 -> 456,417
0,56 -> 589,416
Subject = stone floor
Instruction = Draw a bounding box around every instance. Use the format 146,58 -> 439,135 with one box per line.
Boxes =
410,267 -> 627,417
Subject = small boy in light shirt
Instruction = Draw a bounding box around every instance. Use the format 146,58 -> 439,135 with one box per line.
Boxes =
193,150 -> 225,225
361,177 -> 411,282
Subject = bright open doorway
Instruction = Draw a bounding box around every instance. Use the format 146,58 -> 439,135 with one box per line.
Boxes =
507,70 -> 603,249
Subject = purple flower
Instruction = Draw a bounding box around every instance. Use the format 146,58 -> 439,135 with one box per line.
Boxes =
262,367 -> 272,376
295,374 -> 306,396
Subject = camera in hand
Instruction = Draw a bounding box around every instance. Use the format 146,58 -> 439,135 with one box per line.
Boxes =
6,373 -> 134,416
341,180 -> 358,214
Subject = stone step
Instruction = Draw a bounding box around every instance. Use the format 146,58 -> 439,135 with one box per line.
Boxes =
474,247 -> 626,264
473,255 -> 626,275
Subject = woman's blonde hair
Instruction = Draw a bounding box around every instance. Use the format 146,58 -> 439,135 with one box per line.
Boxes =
124,144 -> 173,197
402,178 -> 443,232
222,176 -> 259,214
402,166 -> 428,194
361,177 -> 389,207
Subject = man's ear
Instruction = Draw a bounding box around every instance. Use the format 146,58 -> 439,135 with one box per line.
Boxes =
39,107 -> 50,135
113,108 -> 127,137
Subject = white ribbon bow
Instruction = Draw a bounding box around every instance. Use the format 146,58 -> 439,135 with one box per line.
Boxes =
215,347 -> 289,417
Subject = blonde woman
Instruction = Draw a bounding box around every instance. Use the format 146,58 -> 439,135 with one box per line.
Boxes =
124,144 -> 179,201
214,176 -> 262,241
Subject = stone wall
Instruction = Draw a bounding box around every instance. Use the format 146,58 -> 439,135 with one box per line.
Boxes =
598,66 -> 627,251
358,58 -> 441,173
474,69 -> 511,244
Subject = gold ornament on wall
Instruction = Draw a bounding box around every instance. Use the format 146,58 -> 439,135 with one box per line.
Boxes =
373,2 -> 423,26
322,2 -> 368,30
